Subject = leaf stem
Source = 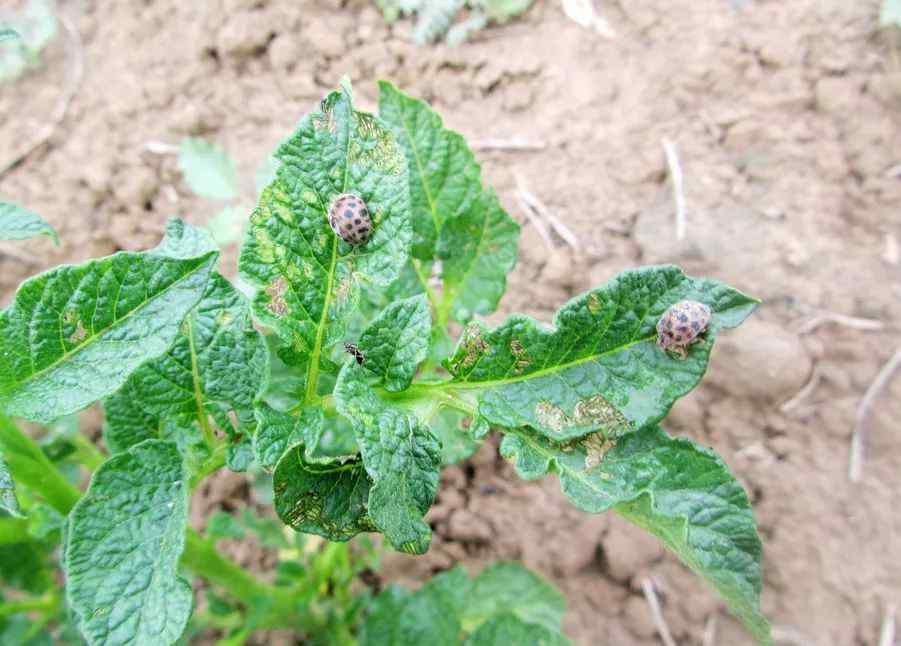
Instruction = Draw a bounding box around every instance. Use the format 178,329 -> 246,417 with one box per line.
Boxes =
181,528 -> 328,633
71,431 -> 106,471
190,442 -> 227,490
0,415 -> 81,514
186,317 -> 217,449
378,383 -> 476,417
412,258 -> 441,319
305,236 -> 339,405
435,284 -> 454,331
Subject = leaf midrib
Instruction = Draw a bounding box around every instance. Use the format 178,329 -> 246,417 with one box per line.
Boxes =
304,99 -> 351,405
510,428 -> 770,643
4,252 -> 215,399
397,108 -> 441,240
446,333 -> 654,390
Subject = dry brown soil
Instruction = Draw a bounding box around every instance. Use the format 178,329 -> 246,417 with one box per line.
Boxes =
2,0 -> 900,644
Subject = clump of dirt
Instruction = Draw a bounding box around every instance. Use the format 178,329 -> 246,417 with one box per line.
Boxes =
2,0 -> 900,643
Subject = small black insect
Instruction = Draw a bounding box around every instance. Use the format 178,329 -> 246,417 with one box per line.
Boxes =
344,342 -> 365,366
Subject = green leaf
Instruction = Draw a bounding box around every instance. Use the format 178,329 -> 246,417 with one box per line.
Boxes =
0,226 -> 218,423
438,188 -> 520,322
361,563 -> 568,645
26,502 -> 64,540
361,586 -> 439,646
0,202 -> 58,244
374,0 -> 425,23
474,0 -> 534,22
0,542 -> 51,593
226,434 -> 254,472
378,82 -> 519,322
253,402 -> 325,470
235,507 -> 290,549
446,12 -> 488,47
0,614 -> 54,646
0,415 -> 80,513
239,85 -> 411,406
881,0 -> 901,27
361,568 -> 472,646
413,0 -> 466,43
357,294 -> 430,391
207,205 -> 248,246
254,155 -> 280,196
178,138 -> 238,200
459,562 -> 566,634
443,265 -> 757,441
465,614 -> 569,646
0,0 -> 56,82
334,363 -> 441,554
500,425 -> 770,644
377,82 -> 478,259
66,440 -> 192,646
429,407 -> 480,465
152,217 -> 218,259
103,267 -> 267,458
272,443 -> 376,542
207,511 -> 245,540
0,454 -> 22,518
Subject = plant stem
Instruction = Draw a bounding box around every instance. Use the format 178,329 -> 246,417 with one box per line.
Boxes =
412,258 -> 442,319
436,284 -> 454,331
71,431 -> 106,471
190,442 -> 227,491
186,317 -> 217,450
0,415 -> 81,515
0,591 -> 59,618
181,529 -> 328,633
379,383 -> 476,417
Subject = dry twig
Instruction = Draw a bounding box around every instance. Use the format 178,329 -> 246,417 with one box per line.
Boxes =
514,174 -> 580,250
771,625 -> 812,646
640,577 -> 676,646
780,366 -> 822,414
849,346 -> 901,482
144,141 -> 180,155
513,191 -> 554,251
702,614 -> 717,646
798,312 -> 885,335
883,232 -> 900,265
0,12 -> 85,179
661,138 -> 686,241
561,0 -> 617,37
880,604 -> 896,646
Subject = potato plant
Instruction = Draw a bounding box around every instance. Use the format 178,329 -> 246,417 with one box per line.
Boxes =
0,80 -> 771,644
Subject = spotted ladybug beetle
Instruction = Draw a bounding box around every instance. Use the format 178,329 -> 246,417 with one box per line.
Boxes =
656,300 -> 711,359
328,193 -> 372,246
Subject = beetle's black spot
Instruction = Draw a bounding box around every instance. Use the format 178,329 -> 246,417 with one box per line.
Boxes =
354,218 -> 361,224
678,326 -> 689,334
691,321 -> 701,332
678,314 -> 689,323
345,223 -> 352,229
344,210 -> 354,218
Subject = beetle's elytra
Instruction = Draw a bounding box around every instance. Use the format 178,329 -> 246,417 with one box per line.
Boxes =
328,193 -> 372,245
656,300 -> 711,359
